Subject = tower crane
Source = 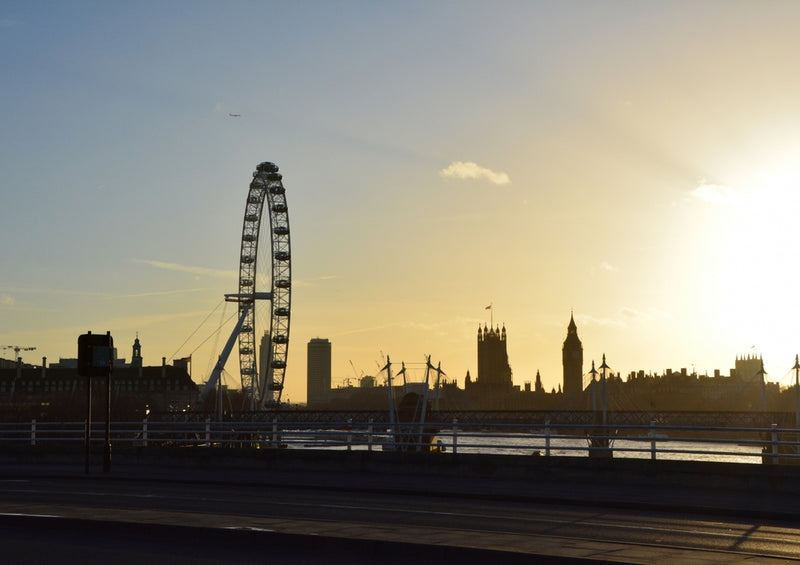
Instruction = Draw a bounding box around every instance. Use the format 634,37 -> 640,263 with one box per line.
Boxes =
2,345 -> 36,361
349,360 -> 364,382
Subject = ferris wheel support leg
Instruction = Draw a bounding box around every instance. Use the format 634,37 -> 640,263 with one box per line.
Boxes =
200,305 -> 251,403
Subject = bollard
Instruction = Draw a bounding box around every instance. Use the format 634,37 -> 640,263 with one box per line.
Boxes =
367,419 -> 373,452
452,418 -> 458,455
650,421 -> 657,461
545,420 -> 551,457
205,417 -> 211,447
30,419 -> 36,446
771,423 -> 779,464
142,418 -> 148,447
347,418 -> 353,451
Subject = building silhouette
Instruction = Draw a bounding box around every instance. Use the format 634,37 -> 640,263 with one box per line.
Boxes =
0,335 -> 196,421
131,334 -> 143,370
534,370 -> 544,393
562,312 -> 583,396
307,338 -> 331,405
466,324 -> 513,395
734,353 -> 763,381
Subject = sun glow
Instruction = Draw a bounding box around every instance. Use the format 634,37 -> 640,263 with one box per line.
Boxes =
696,162 -> 800,378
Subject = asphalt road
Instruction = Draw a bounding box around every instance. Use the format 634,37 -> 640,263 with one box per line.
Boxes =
1,467 -> 799,564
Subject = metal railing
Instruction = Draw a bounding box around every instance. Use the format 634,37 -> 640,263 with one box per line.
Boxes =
1,419 -> 798,464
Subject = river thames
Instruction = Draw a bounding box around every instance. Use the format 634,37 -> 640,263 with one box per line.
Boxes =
294,428 -> 768,464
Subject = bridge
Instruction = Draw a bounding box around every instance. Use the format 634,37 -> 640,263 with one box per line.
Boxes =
3,411 -> 800,560
4,414 -> 800,464
165,409 -> 800,428
2,447 -> 800,563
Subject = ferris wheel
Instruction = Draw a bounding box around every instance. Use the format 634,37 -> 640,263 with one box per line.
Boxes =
229,161 -> 291,409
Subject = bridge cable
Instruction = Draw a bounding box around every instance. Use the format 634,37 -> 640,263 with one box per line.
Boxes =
168,299 -> 225,362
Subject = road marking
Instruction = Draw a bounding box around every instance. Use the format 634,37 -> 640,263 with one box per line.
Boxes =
0,512 -> 62,518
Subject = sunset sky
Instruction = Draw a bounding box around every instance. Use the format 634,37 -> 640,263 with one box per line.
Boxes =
3,2 -> 800,403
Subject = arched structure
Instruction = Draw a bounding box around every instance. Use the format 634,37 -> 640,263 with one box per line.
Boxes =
234,161 -> 291,409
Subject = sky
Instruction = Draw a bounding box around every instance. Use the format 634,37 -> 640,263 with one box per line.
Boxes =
4,1 -> 800,403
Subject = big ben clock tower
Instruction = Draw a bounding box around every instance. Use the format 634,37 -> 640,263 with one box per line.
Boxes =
562,311 -> 583,396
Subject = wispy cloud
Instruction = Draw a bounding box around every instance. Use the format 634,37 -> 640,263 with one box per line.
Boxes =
440,161 -> 511,185
599,261 -> 618,272
576,313 -> 626,329
293,274 -> 339,288
331,322 -> 407,337
119,288 -> 206,298
134,260 -> 236,278
0,286 -> 202,301
101,309 -> 220,329
577,307 -> 669,329
689,180 -> 741,204
618,306 -> 653,320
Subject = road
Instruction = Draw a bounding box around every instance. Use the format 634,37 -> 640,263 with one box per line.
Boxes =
1,467 -> 799,564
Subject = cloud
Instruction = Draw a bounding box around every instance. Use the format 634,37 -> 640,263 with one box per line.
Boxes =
331,321 -> 407,338
135,260 -> 236,278
0,294 -> 14,307
599,261 -> 618,272
440,161 -> 511,185
577,307 -> 669,329
689,180 -> 741,204
576,313 -> 626,329
291,275 -> 339,289
619,306 -> 649,320
119,288 -> 206,298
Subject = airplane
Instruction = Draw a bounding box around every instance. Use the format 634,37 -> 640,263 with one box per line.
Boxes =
229,113 -> 241,117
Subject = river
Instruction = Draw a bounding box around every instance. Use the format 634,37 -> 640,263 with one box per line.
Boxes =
289,428 -> 767,464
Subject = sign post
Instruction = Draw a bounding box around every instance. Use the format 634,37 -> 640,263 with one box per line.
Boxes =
78,332 -> 113,474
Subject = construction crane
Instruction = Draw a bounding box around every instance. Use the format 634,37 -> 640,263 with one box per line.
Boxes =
349,359 -> 364,381
2,345 -> 36,361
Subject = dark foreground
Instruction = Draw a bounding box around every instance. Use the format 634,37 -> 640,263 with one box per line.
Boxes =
1,447 -> 800,563
1,516 -> 563,565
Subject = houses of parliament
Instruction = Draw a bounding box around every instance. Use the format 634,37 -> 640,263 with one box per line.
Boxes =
314,312 -> 790,412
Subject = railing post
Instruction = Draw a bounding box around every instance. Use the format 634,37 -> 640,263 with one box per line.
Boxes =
771,423 -> 779,464
272,417 -> 278,448
205,417 -> 211,447
30,419 -> 36,446
650,420 -> 657,461
452,418 -> 458,455
545,420 -> 551,457
142,418 -> 148,447
347,418 -> 353,451
367,419 -> 373,452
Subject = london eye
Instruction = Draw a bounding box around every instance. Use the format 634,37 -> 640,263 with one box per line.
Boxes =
229,161 -> 291,409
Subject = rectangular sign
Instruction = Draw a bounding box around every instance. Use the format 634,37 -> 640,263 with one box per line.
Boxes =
77,332 -> 114,377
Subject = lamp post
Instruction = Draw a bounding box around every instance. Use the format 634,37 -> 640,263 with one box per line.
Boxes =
793,355 -> 800,430
104,357 -> 112,473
